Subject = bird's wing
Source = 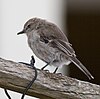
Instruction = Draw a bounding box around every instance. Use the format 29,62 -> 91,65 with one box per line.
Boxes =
49,39 -> 94,79
39,23 -> 94,79
56,39 -> 76,56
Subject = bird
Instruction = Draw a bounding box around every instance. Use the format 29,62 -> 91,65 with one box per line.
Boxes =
17,17 -> 94,80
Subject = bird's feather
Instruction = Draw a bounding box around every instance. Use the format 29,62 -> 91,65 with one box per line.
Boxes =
49,39 -> 94,79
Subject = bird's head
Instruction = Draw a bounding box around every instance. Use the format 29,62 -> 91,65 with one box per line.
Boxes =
17,17 -> 44,35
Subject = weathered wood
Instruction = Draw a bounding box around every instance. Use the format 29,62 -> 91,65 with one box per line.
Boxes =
0,57 -> 100,99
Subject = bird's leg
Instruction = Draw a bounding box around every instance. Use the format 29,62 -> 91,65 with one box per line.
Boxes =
41,62 -> 50,70
53,67 -> 62,76
53,67 -> 58,73
4,89 -> 12,99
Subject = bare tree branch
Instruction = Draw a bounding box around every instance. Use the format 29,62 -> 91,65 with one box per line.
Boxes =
0,57 -> 100,99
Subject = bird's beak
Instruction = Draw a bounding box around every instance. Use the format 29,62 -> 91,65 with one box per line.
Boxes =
17,30 -> 25,35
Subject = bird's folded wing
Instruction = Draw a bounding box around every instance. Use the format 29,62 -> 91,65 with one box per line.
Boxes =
49,39 -> 76,57
49,39 -> 94,79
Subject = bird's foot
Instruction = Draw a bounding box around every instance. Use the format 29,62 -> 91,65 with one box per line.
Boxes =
55,73 -> 62,76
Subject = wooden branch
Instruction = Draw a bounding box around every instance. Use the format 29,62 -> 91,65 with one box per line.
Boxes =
0,57 -> 100,99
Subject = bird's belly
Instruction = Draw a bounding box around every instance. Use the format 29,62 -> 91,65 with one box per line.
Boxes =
30,42 -> 71,67
30,42 -> 54,62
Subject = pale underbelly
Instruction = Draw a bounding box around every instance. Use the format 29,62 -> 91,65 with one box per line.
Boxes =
31,43 -> 71,67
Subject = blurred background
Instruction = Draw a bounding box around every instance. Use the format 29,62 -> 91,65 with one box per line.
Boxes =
67,0 -> 100,84
0,0 -> 100,99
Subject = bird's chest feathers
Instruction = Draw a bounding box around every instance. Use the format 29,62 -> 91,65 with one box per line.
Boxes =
28,32 -> 54,61
28,31 -> 40,50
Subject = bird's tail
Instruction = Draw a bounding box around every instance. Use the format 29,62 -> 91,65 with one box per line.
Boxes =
69,56 -> 94,80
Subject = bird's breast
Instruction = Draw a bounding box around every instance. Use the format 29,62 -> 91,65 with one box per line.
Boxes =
28,37 -> 55,63
28,35 -> 71,67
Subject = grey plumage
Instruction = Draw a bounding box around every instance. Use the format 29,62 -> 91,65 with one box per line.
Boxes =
17,17 -> 94,79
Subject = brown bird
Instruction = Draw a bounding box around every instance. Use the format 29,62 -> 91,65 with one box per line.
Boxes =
17,17 -> 94,80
